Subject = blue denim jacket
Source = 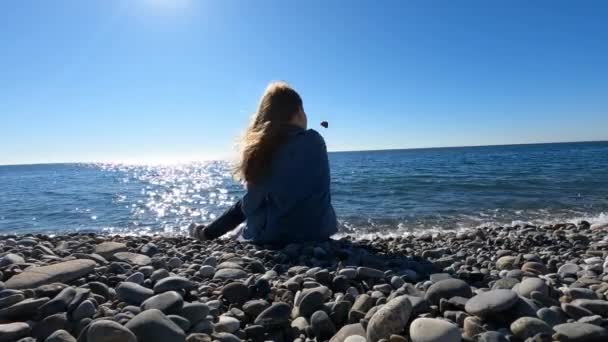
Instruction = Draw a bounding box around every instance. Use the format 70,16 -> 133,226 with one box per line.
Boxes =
241,126 -> 337,244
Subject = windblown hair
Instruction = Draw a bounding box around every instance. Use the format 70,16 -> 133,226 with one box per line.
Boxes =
235,82 -> 303,183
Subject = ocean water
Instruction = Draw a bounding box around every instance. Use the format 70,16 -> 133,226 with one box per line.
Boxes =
1,141 -> 607,236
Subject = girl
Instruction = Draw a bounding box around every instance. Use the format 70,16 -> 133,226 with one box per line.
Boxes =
189,82 -> 336,245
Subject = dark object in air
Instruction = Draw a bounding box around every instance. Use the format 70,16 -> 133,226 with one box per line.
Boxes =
320,121 -> 328,128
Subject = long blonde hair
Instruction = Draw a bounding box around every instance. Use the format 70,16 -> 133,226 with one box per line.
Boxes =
235,82 -> 303,184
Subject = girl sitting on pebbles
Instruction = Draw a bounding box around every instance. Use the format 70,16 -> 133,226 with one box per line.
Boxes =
189,81 -> 337,245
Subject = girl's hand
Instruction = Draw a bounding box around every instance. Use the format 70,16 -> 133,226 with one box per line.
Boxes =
188,223 -> 208,241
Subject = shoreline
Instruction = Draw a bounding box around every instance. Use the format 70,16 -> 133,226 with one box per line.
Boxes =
1,221 -> 608,341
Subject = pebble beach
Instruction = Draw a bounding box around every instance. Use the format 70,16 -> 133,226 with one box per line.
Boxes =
2,221 -> 608,342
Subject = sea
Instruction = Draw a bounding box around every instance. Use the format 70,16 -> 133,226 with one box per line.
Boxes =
1,141 -> 607,237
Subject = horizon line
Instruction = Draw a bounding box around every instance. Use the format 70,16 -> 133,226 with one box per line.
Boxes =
1,138 -> 606,167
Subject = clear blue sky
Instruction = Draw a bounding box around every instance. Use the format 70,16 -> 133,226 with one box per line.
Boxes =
1,1 -> 607,165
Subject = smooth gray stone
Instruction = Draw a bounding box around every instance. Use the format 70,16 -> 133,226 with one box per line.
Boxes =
5,260 -> 96,289
140,291 -> 183,314
32,313 -> 69,340
179,302 -> 210,325
124,309 -> 185,342
357,267 -> 385,279
570,299 -> 608,316
213,268 -> 247,280
510,317 -> 552,340
72,300 -> 96,320
39,286 -> 76,317
477,331 -> 508,342
112,252 -> 151,266
0,322 -> 31,342
367,296 -> 412,342
221,282 -> 249,305
87,319 -> 137,342
537,307 -> 567,326
409,317 -> 460,342
0,297 -> 50,320
0,293 -> 25,309
492,278 -> 520,290
125,272 -> 145,285
329,323 -> 366,342
94,242 -> 127,259
254,302 -> 291,329
45,329 -> 76,342
425,279 -> 472,305
153,276 -> 193,294
465,289 -> 518,317
311,310 -> 336,340
298,288 -> 325,317
214,316 -> 240,333
168,315 -> 191,332
514,277 -> 548,298
0,253 -> 25,267
553,322 -> 608,342
116,282 -> 154,305
211,332 -> 240,342
242,299 -> 270,319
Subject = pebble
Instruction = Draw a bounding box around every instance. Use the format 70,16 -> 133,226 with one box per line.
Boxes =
0,253 -> 25,267
5,260 -> 96,289
425,279 -> 472,305
510,317 -> 552,340
514,277 -> 548,298
0,297 -> 50,320
569,298 -> 608,316
153,276 -> 194,293
254,302 -> 291,329
124,309 -> 186,342
125,272 -> 145,285
214,316 -> 240,333
553,322 -> 608,342
213,268 -> 248,280
357,267 -> 385,279
311,310 -> 337,340
221,282 -> 249,305
1,223 -> 608,342
180,302 -> 210,325
45,329 -> 76,342
366,296 -> 412,342
409,318 -> 460,342
87,320 -> 137,342
94,242 -> 127,259
116,282 -> 154,305
0,322 -> 31,342
72,299 -> 96,320
197,265 -> 215,278
112,252 -> 151,266
465,289 -> 519,317
298,288 -> 325,317
140,291 -> 184,314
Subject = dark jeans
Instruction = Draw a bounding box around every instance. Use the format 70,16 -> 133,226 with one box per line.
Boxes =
203,199 -> 246,239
